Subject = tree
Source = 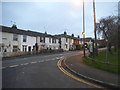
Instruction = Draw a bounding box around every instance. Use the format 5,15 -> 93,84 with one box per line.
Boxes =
97,16 -> 120,53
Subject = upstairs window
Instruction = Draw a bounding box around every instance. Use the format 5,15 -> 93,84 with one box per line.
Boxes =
40,37 -> 45,43
23,35 -> 27,42
40,37 -> 43,42
43,37 -> 45,43
55,39 -> 56,43
13,34 -> 18,41
52,38 -> 54,43
66,38 -> 68,42
49,38 -> 51,43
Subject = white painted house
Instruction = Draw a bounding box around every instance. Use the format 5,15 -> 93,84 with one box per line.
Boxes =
55,32 -> 73,51
44,35 -> 59,50
0,25 -> 60,57
55,32 -> 81,51
1,25 -> 37,53
0,25 -> 81,57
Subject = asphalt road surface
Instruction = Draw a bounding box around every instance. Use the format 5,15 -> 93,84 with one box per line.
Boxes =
2,51 -> 95,88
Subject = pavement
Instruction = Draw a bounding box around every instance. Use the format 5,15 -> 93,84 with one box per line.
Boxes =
62,54 -> 119,89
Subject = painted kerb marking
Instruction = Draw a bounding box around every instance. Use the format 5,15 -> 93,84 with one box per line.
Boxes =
57,58 -> 103,88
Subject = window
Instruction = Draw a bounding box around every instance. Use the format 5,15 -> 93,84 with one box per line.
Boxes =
49,38 -> 51,43
52,38 -> 56,43
55,39 -> 56,44
52,38 -> 54,43
40,37 -> 42,42
40,37 -> 45,42
43,37 -> 45,43
23,35 -> 27,42
66,44 -> 67,49
22,45 -> 27,52
13,46 -> 18,52
13,34 -> 18,41
0,47 -> 1,52
66,38 -> 68,42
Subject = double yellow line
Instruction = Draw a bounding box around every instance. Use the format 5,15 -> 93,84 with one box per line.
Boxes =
57,58 -> 103,88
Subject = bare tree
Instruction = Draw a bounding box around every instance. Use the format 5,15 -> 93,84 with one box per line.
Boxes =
97,16 -> 120,53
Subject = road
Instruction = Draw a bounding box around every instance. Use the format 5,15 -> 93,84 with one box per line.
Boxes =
2,51 -> 95,88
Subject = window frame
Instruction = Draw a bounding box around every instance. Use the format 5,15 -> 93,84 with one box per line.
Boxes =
23,35 -> 27,42
13,34 -> 18,41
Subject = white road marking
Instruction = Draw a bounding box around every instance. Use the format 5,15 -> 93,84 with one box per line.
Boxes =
9,65 -> 19,68
38,60 -> 44,63
23,63 -> 29,65
31,61 -> 37,64
45,59 -> 51,62
56,57 -> 60,59
20,63 -> 29,66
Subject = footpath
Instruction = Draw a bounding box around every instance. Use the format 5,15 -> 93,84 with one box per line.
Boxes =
62,54 -> 119,89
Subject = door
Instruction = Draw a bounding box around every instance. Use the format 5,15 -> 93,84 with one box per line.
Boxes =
28,46 -> 31,52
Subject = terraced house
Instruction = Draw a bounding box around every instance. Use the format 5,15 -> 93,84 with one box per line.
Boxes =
55,32 -> 81,51
0,25 -> 81,57
0,25 -> 59,56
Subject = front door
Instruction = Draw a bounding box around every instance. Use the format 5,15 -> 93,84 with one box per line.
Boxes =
28,46 -> 31,52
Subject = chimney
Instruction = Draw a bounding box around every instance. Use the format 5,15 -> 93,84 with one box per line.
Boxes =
72,34 -> 74,37
64,31 -> 67,35
11,24 -> 17,29
45,31 -> 47,34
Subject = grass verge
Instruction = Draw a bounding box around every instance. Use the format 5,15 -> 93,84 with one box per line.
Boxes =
82,49 -> 120,74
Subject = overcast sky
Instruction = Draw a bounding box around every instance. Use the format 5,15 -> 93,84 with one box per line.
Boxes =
1,0 -> 118,38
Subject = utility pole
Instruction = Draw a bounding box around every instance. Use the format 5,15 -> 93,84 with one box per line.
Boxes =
82,0 -> 85,57
93,0 -> 98,55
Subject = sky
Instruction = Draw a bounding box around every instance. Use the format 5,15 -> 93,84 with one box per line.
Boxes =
0,0 -> 119,38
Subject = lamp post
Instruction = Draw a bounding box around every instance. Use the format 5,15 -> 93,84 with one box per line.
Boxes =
82,0 -> 85,57
93,0 -> 98,55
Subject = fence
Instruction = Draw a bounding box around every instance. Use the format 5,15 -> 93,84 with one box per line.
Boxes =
86,56 -> 120,66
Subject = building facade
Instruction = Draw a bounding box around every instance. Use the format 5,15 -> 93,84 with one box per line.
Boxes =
0,25 -> 81,57
0,25 -> 59,55
55,32 -> 81,51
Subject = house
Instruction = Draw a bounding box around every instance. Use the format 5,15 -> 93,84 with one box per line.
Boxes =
44,33 -> 59,50
0,25 -> 81,57
81,37 -> 92,45
1,25 -> 37,53
0,25 -> 59,54
55,32 -> 81,51
73,35 -> 81,50
55,32 -> 72,51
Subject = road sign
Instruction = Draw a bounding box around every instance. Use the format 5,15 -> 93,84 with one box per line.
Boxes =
82,32 -> 85,35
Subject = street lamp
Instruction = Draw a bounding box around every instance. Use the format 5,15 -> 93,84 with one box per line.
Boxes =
93,0 -> 98,55
82,0 -> 86,57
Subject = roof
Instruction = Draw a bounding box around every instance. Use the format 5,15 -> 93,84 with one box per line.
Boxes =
54,34 -> 81,40
1,25 -> 58,39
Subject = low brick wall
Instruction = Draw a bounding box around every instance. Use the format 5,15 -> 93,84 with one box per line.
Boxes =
1,52 -> 32,58
1,49 -> 64,58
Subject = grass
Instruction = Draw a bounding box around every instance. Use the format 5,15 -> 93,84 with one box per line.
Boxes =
82,48 -> 120,74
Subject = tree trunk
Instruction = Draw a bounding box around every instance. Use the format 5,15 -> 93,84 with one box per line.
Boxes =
108,43 -> 112,54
